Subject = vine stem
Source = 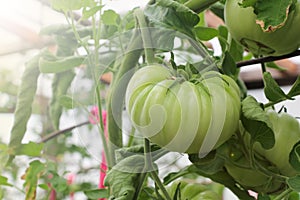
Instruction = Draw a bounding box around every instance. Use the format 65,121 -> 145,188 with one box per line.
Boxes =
236,50 -> 300,68
133,10 -> 171,200
184,0 -> 219,13
144,139 -> 172,200
134,8 -> 156,65
273,188 -> 293,200
106,29 -> 143,166
261,61 -> 266,73
39,121 -> 90,143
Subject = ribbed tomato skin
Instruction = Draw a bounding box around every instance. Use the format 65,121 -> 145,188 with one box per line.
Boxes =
125,65 -> 241,154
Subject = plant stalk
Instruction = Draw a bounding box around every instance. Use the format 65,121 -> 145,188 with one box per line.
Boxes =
144,139 -> 171,200
39,121 -> 90,143
184,0 -> 219,13
106,30 -> 143,166
134,8 -> 156,65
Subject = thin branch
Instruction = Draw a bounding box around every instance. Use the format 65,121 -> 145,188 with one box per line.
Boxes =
237,50 -> 300,68
39,121 -> 90,143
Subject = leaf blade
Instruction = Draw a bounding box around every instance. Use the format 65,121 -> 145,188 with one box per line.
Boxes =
241,96 -> 275,149
263,72 -> 292,102
8,53 -> 41,164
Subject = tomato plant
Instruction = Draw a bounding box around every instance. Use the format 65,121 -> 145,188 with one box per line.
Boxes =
225,0 -> 300,56
125,65 -> 241,154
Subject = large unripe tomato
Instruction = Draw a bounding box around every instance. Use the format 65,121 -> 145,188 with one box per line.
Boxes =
225,0 -> 300,56
254,111 -> 300,177
165,181 -> 221,200
224,154 -> 284,194
125,65 -> 241,154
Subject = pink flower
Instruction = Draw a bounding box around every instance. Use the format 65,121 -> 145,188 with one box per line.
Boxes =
89,106 -> 100,124
99,151 -> 108,189
47,174 -> 56,200
89,107 -> 108,200
67,173 -> 75,200
248,190 -> 258,199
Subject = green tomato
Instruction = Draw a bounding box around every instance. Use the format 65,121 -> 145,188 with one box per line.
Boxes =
225,0 -> 300,56
125,65 -> 241,154
223,135 -> 284,194
166,181 -> 221,200
225,156 -> 284,194
254,111 -> 300,177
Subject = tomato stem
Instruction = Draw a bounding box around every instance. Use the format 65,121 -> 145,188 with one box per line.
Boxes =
273,188 -> 293,200
107,30 -> 143,166
134,8 -> 156,65
184,0 -> 219,13
261,61 -> 266,73
144,139 -> 172,200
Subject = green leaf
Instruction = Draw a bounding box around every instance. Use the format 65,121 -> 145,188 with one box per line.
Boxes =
0,143 -> 9,170
82,5 -> 104,20
84,189 -> 109,199
38,183 -> 50,190
287,191 -> 300,200
289,140 -> 300,172
50,71 -> 76,130
288,76 -> 300,97
266,62 -> 286,71
104,155 -> 145,199
172,183 -> 181,200
137,187 -> 156,200
101,10 -> 121,26
40,24 -> 71,35
8,53 -> 41,164
217,25 -> 229,53
241,96 -> 275,149
239,0 -> 258,7
163,165 -> 197,185
185,165 -> 255,200
48,172 -> 68,193
22,160 -> 45,200
50,0 -> 83,12
39,56 -> 85,74
188,150 -> 225,175
257,194 -> 271,200
263,72 -> 292,102
228,38 -> 244,62
287,175 -> 300,192
210,2 -> 225,20
40,25 -> 92,42
0,176 -> 13,187
115,144 -> 162,163
59,95 -> 75,109
253,0 -> 294,32
221,51 -> 238,78
144,0 -> 199,37
14,142 -> 44,157
194,27 -> 218,41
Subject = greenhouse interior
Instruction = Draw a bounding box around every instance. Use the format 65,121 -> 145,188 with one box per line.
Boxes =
1,0 -> 300,199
